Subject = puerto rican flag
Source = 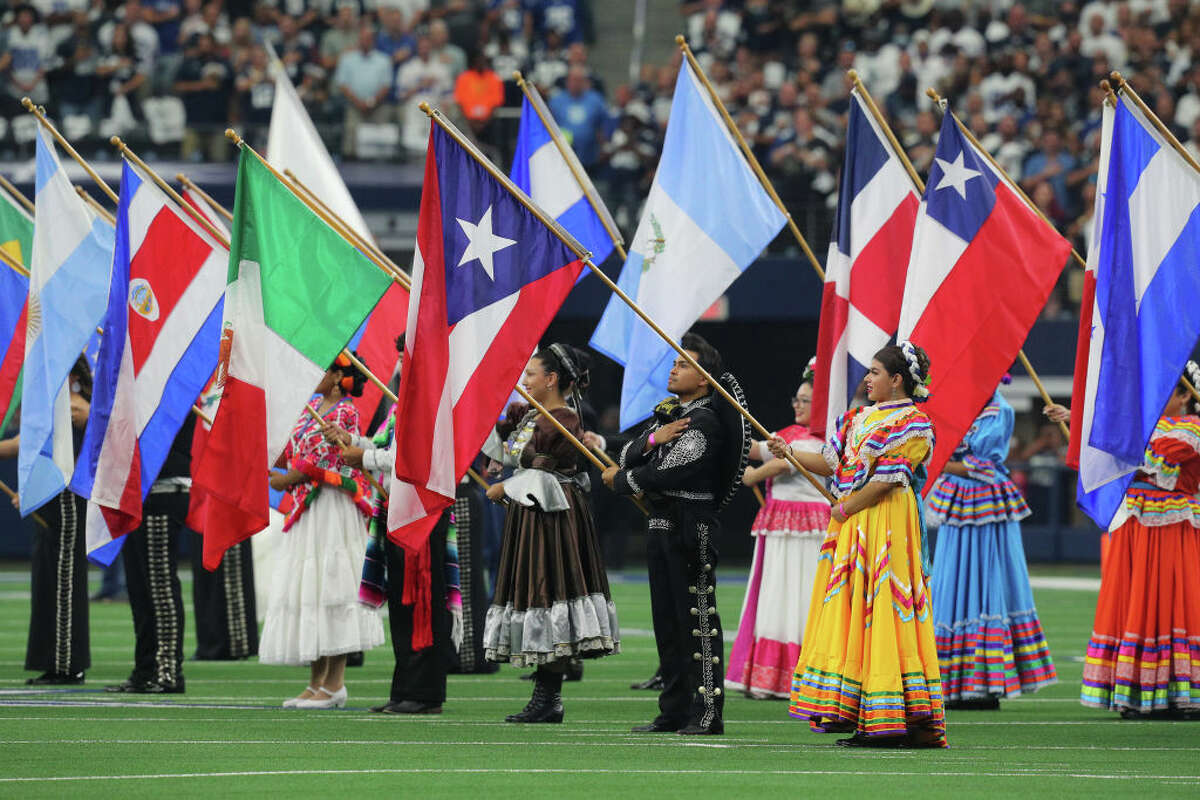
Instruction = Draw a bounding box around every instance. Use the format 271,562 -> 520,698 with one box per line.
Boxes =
71,160 -> 226,564
388,122 -> 583,549
811,89 -> 919,438
897,110 -> 1071,485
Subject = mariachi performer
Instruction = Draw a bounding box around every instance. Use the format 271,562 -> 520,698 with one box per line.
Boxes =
483,344 -> 619,723
1081,364 -> 1200,719
603,332 -> 751,736
262,353 -> 384,709
189,535 -> 257,661
449,474 -> 495,674
926,380 -> 1056,710
771,342 -> 946,748
0,356 -> 92,685
727,358 -> 830,699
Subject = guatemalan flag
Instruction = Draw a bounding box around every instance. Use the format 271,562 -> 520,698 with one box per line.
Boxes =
388,121 -> 584,551
811,88 -> 920,439
1071,94 -> 1200,527
18,125 -> 114,515
510,83 -> 618,270
590,59 -> 785,430
71,160 -> 226,565
897,110 -> 1071,485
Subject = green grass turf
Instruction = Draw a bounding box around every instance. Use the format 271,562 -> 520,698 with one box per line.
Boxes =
0,564 -> 1197,798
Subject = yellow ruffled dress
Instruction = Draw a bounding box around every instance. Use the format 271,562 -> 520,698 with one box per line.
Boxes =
788,400 -> 947,746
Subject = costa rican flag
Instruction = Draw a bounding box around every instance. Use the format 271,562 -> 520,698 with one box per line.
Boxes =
810,89 -> 919,438
388,121 -> 583,549
71,160 -> 226,564
897,110 -> 1071,485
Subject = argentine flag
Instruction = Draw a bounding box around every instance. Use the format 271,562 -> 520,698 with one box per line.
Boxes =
510,86 -> 617,269
18,126 -> 114,515
1074,93 -> 1200,527
590,60 -> 785,429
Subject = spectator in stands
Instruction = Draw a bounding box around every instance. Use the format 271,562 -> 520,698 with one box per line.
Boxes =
318,0 -> 359,71
334,22 -> 394,159
548,64 -> 606,168
32,0 -> 86,48
533,0 -> 585,46
235,43 -> 275,136
99,0 -> 159,74
482,0 -> 530,46
49,13 -> 102,130
97,21 -> 149,128
144,0 -> 184,58
275,13 -> 316,85
1023,128 -> 1077,216
396,33 -> 453,157
3,4 -> 51,111
453,50 -> 503,141
175,31 -> 231,161
262,0 -> 319,32
228,15 -> 255,71
429,19 -> 465,77
600,101 -> 657,232
376,1 -> 416,67
180,1 -> 232,51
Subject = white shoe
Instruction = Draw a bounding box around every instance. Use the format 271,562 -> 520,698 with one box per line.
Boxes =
295,686 -> 347,709
283,686 -> 319,709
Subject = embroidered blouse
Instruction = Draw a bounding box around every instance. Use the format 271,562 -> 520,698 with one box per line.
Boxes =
757,424 -> 828,505
822,401 -> 934,500
484,403 -> 585,510
281,396 -> 373,530
1111,415 -> 1200,530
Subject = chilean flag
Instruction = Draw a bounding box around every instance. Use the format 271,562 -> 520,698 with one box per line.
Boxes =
388,122 -> 583,549
811,89 -> 919,438
898,111 -> 1071,485
71,161 -> 226,564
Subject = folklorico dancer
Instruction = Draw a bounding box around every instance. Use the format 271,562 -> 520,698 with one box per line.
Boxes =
482,344 -> 620,724
106,420 -> 194,694
727,357 -> 831,699
1081,363 -> 1200,720
770,342 -> 947,748
262,353 -> 384,709
926,380 -> 1056,710
0,356 -> 92,686
603,332 -> 752,736
327,334 -> 465,715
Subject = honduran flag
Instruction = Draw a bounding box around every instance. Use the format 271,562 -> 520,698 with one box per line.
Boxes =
811,88 -> 919,439
1072,94 -> 1200,528
388,121 -> 584,550
897,110 -> 1071,485
70,160 -> 226,564
510,83 -> 618,271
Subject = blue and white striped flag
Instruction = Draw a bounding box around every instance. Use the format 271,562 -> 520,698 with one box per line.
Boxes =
17,125 -> 114,515
1073,94 -> 1200,527
510,86 -> 617,269
589,59 -> 785,429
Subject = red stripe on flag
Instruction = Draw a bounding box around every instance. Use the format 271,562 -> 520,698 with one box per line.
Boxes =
1066,271 -> 1096,469
194,374 -> 270,570
811,282 -> 848,439
846,194 -> 918,334
0,300 -> 27,418
127,207 -> 216,375
910,188 -> 1071,487
353,281 -> 409,425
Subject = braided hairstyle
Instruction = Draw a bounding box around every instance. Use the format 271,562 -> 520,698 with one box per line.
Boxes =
330,351 -> 369,398
873,342 -> 931,400
535,343 -> 591,411
1181,360 -> 1200,415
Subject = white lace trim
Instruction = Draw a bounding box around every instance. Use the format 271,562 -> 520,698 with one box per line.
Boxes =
623,469 -> 642,495
1150,424 -> 1200,454
869,470 -> 912,488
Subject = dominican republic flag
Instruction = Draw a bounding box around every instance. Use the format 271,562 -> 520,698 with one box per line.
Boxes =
18,125 -> 114,516
388,122 -> 584,549
70,160 -> 226,565
811,89 -> 919,439
510,84 -> 618,271
1072,95 -> 1200,528
897,110 -> 1071,485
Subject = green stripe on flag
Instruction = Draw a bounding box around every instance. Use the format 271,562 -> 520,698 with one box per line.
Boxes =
0,189 -> 33,267
0,369 -> 22,435
229,153 -> 392,369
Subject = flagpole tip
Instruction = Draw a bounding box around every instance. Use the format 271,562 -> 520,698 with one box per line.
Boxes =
224,128 -> 243,145
512,70 -> 524,84
1110,70 -> 1124,85
109,135 -> 124,150
1099,79 -> 1112,92
925,87 -> 940,102
675,34 -> 686,47
419,101 -> 433,116
20,97 -> 33,111
175,172 -> 186,182
847,69 -> 858,82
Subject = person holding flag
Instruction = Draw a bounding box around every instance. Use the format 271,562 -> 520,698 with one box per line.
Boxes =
261,353 -> 384,709
770,343 -> 946,748
482,344 -> 618,723
1081,363 -> 1200,719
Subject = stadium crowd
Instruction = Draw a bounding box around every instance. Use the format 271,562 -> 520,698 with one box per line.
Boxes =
6,0 -> 1199,309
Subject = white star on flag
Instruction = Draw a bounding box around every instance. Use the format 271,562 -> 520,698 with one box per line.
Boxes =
456,205 -> 517,280
934,151 -> 982,200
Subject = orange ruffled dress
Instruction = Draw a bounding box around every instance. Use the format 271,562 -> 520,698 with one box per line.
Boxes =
788,401 -> 947,746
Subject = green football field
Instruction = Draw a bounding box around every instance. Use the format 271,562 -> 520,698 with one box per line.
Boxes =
0,564 -> 1197,798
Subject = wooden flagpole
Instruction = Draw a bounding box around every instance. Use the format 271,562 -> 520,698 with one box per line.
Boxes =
74,185 -> 115,226
921,87 -> 1075,438
675,36 -> 825,281
421,102 -> 835,503
513,70 -> 627,262
0,174 -> 35,215
21,98 -> 119,205
0,478 -> 47,528
176,173 -> 234,223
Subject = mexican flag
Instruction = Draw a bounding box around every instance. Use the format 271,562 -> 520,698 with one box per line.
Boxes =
194,152 -> 391,570
0,187 -> 33,433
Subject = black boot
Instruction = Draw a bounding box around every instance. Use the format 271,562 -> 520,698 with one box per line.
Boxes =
505,667 -> 564,723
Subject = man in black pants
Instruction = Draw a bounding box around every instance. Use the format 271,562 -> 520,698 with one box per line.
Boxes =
603,333 -> 749,736
107,420 -> 193,694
